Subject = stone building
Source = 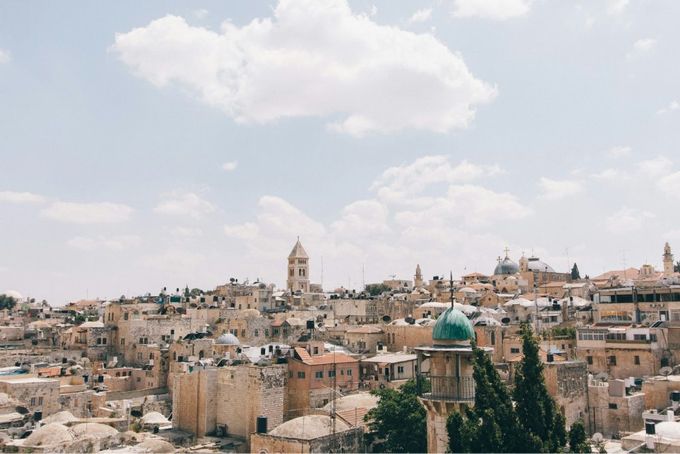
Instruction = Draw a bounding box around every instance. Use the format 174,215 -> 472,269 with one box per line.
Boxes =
588,377 -> 645,437
383,318 -> 435,352
0,375 -> 60,416
287,347 -> 359,417
172,363 -> 286,447
344,325 -> 384,353
543,360 -> 589,428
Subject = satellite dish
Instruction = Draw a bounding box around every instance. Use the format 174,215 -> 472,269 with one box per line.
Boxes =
595,372 -> 609,382
591,433 -> 604,443
660,366 -> 673,377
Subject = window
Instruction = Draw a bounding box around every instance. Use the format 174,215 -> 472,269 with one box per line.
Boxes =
347,369 -> 352,376
315,371 -> 323,379
170,329 -> 175,335
313,347 -> 319,354
634,355 -> 640,365
397,366 -> 404,374
265,329 -> 269,337
30,397 -> 36,406
289,371 -> 293,378
586,356 -> 593,365
329,370 -> 336,378
124,313 -> 129,320
121,338 -> 125,346
511,347 -> 520,354
297,371 -> 305,379
608,355 -> 617,366
608,403 -> 618,409
254,329 -> 259,337
38,397 -> 43,405
102,338 -> 107,345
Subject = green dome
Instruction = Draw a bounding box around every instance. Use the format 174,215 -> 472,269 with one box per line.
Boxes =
433,307 -> 475,342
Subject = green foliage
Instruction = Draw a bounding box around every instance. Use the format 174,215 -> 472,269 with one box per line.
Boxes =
513,323 -> 567,452
568,419 -> 590,453
365,283 -> 391,297
446,344 -> 523,453
544,326 -> 576,340
571,263 -> 581,280
365,379 -> 427,453
0,294 -> 17,311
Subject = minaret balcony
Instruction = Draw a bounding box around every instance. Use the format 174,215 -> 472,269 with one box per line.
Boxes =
420,375 -> 475,402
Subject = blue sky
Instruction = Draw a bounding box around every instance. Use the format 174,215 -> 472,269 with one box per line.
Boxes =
1,0 -> 680,304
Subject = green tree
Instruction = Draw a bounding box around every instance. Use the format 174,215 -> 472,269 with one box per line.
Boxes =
365,283 -> 391,297
447,344 -> 523,453
365,379 -> 428,453
568,419 -> 590,453
0,294 -> 17,311
513,323 -> 567,452
571,263 -> 581,280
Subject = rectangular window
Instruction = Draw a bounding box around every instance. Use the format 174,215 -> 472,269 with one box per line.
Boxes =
608,403 -> 618,409
586,356 -> 593,365
634,355 -> 640,365
124,313 -> 129,320
297,371 -> 305,379
38,397 -> 43,405
315,371 -> 323,379
397,366 -> 404,374
347,369 -> 352,376
511,347 -> 520,354
31,397 -> 36,406
608,355 -> 617,366
329,370 -> 336,378
254,329 -> 259,337
121,338 -> 125,346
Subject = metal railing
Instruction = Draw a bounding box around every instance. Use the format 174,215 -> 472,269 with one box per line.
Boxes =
421,375 -> 475,402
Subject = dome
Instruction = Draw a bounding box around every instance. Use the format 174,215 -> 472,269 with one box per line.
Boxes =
270,415 -> 351,440
494,256 -> 519,275
433,307 -> 475,342
24,423 -> 76,447
526,257 -> 555,273
70,422 -> 118,438
215,333 -> 240,345
655,421 -> 680,440
322,392 -> 379,412
136,438 -> 176,453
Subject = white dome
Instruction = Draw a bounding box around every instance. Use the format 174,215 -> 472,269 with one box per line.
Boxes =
70,422 -> 118,438
25,423 -> 75,447
655,421 -> 680,440
269,415 -> 351,440
215,333 -> 240,345
322,393 -> 379,412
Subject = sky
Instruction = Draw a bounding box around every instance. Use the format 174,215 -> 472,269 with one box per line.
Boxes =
1,0 -> 680,305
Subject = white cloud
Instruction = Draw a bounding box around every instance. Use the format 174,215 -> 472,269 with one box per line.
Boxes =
193,9 -> 208,19
639,156 -> 672,177
371,156 -> 503,204
627,38 -> 656,59
3,290 -> 22,300
154,192 -> 216,219
605,207 -> 655,234
0,49 -> 10,64
168,226 -> 204,238
659,171 -> 680,199
657,100 -> 680,115
409,8 -> 432,23
0,191 -> 46,204
538,177 -> 584,200
606,145 -> 631,158
331,199 -> 390,238
41,202 -> 133,224
590,168 -> 628,181
112,0 -> 496,137
67,235 -> 142,251
222,161 -> 238,171
224,222 -> 260,240
606,0 -> 629,15
452,0 -> 531,20
140,249 -> 205,273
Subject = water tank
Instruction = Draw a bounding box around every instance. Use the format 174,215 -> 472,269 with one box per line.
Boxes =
646,421 -> 656,435
306,320 -> 315,330
256,416 -> 268,434
671,391 -> 680,402
34,411 -> 42,422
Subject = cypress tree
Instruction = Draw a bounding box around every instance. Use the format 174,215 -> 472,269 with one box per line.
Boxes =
571,263 -> 581,280
568,419 -> 590,453
513,323 -> 567,452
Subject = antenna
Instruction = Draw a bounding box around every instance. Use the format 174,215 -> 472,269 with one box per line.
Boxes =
450,271 -> 454,309
362,264 -> 365,290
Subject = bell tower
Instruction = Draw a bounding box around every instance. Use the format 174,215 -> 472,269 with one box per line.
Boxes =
664,242 -> 674,276
287,237 -> 310,293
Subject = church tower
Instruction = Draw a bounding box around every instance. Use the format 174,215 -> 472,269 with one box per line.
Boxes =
414,264 -> 423,288
664,242 -> 675,276
287,238 -> 310,293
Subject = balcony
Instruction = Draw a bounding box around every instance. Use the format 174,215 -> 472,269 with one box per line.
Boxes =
420,375 -> 475,403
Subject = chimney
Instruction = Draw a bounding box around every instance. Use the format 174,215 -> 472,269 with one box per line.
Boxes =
669,410 -> 675,422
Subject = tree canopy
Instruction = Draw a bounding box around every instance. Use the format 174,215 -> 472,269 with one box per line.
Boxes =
571,263 -> 581,280
568,419 -> 590,453
0,294 -> 17,311
365,379 -> 428,452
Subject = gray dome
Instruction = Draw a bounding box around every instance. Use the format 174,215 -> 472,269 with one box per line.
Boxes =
215,333 -> 240,345
527,257 -> 555,273
494,257 -> 519,275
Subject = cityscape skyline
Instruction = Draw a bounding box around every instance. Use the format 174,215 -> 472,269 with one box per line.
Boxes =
2,0 -> 680,304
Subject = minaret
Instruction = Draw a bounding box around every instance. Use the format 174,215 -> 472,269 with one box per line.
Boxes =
414,264 -> 423,288
664,242 -> 674,276
287,237 -> 310,293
